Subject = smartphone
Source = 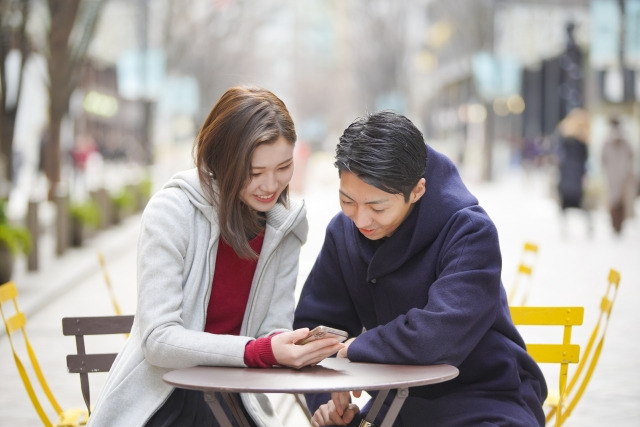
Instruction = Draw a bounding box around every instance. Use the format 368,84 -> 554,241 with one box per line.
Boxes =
295,325 -> 349,345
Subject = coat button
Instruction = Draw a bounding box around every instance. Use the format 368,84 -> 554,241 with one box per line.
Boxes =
371,278 -> 377,284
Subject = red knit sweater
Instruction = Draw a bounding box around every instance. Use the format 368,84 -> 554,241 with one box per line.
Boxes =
204,229 -> 278,368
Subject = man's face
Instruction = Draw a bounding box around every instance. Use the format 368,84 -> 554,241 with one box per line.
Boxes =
339,171 -> 425,240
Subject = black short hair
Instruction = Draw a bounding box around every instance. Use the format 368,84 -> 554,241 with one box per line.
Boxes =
334,111 -> 427,201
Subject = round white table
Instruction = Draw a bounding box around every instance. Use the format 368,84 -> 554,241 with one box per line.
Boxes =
163,358 -> 459,427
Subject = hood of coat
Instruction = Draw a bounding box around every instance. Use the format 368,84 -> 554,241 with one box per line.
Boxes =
356,145 -> 478,278
163,168 -> 307,244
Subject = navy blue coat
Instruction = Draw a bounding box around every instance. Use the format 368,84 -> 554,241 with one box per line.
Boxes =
294,146 -> 547,426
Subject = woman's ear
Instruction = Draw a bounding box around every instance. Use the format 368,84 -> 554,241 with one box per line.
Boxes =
409,178 -> 426,203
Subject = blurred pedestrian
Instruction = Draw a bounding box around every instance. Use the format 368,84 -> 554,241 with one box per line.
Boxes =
601,117 -> 636,235
87,86 -> 343,427
554,108 -> 592,234
70,133 -> 99,199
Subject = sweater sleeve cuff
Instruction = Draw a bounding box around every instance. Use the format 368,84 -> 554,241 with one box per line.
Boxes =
244,336 -> 278,368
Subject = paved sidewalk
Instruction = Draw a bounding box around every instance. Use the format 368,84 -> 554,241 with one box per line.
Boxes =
1,154 -> 639,426
0,212 -> 142,426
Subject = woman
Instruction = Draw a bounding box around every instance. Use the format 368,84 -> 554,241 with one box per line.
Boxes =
554,108 -> 592,235
556,108 -> 590,211
87,86 -> 344,427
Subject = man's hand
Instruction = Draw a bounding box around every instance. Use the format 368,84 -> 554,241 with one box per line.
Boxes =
337,337 -> 355,359
311,392 -> 360,426
271,329 -> 345,369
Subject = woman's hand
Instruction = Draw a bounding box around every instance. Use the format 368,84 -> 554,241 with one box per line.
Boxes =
311,392 -> 360,426
271,328 -> 345,369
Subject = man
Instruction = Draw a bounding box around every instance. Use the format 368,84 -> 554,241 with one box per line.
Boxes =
294,111 -> 546,426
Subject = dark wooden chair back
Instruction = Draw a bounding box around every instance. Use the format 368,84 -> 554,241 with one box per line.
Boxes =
62,315 -> 134,414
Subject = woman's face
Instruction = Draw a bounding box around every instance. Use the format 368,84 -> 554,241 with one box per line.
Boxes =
239,136 -> 294,212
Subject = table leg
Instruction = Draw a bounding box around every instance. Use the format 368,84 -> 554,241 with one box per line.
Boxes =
380,387 -> 408,427
203,391 -> 234,427
220,392 -> 253,427
294,393 -> 313,421
363,388 -> 390,425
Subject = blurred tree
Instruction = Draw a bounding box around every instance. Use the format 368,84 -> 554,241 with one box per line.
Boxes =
44,0 -> 106,200
346,1 -> 411,113
161,0 -> 263,123
0,0 -> 30,193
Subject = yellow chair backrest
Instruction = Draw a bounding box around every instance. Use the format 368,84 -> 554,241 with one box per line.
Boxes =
544,268 -> 621,426
509,305 -> 583,427
97,251 -> 122,316
0,281 -> 88,427
508,241 -> 539,306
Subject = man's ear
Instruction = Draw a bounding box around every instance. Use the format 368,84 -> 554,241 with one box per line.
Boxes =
410,178 -> 426,203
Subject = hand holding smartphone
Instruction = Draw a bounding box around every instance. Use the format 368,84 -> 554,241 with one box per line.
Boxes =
295,325 -> 348,345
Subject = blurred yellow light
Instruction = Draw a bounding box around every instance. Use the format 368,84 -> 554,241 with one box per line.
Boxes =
414,51 -> 438,72
507,94 -> 525,114
83,91 -> 118,117
493,97 -> 510,116
426,21 -> 453,49
467,104 -> 487,123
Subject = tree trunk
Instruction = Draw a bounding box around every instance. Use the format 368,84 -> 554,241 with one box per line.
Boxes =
0,109 -> 17,185
45,115 -> 62,200
45,0 -> 105,200
0,243 -> 14,284
0,0 -> 30,188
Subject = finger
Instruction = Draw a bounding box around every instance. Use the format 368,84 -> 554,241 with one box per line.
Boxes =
331,391 -> 350,416
301,343 -> 345,366
287,328 -> 310,343
328,410 -> 348,426
324,400 -> 348,426
337,338 -> 352,358
342,404 -> 360,424
330,394 -> 344,417
312,405 -> 330,426
352,390 -> 362,398
337,347 -> 348,358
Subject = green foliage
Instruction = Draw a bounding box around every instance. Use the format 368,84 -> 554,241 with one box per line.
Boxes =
139,176 -> 153,199
69,199 -> 102,228
0,199 -> 32,255
111,187 -> 135,210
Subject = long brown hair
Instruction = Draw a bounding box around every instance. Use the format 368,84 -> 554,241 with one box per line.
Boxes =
193,86 -> 297,258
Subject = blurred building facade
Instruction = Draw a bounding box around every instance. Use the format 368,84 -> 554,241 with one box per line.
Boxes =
411,0 -> 639,183
5,0 -> 639,218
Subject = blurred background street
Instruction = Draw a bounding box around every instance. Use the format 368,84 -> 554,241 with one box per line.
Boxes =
1,0 -> 640,426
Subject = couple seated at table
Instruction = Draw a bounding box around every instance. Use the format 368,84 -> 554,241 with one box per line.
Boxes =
85,86 -> 546,427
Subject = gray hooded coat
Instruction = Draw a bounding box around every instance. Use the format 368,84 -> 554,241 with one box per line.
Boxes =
87,168 -> 308,426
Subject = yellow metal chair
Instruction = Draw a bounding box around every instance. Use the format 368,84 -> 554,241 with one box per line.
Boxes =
509,305 -> 583,427
543,268 -> 621,426
0,281 -> 88,427
97,251 -> 122,316
507,241 -> 539,306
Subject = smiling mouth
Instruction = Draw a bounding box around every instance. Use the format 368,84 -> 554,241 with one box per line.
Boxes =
255,193 -> 276,202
